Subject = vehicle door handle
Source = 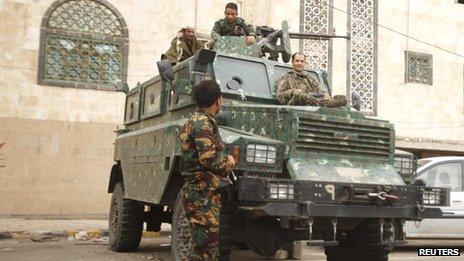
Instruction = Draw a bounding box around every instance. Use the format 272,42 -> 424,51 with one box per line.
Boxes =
452,200 -> 462,203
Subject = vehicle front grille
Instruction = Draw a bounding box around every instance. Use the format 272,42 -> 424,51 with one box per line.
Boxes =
245,171 -> 277,178
296,115 -> 391,157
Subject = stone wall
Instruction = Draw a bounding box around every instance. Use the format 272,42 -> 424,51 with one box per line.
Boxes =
0,118 -> 115,215
376,0 -> 464,141
0,0 -> 298,215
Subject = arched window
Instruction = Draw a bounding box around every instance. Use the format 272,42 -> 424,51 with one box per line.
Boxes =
38,0 -> 128,90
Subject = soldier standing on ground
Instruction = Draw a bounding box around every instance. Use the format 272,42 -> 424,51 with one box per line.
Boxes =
211,2 -> 256,46
276,52 -> 347,107
163,26 -> 205,65
179,80 -> 236,260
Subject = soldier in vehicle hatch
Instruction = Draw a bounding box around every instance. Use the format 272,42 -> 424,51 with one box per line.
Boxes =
163,26 -> 205,65
276,52 -> 347,107
179,80 -> 236,260
211,2 -> 256,46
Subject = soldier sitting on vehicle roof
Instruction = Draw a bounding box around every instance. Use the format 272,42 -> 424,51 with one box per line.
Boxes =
162,26 -> 206,65
211,2 -> 256,46
276,52 -> 347,107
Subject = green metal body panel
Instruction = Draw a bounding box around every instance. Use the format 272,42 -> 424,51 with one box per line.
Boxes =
212,36 -> 262,57
114,49 -> 403,205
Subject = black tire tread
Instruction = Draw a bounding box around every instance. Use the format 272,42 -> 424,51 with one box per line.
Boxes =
325,219 -> 390,261
109,182 -> 143,252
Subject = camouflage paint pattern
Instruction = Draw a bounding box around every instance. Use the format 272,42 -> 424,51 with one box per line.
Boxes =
212,36 -> 262,57
114,38 -> 402,205
179,110 -> 232,190
276,71 -> 347,107
211,17 -> 256,41
287,155 -> 405,185
182,185 -> 221,260
164,35 -> 205,64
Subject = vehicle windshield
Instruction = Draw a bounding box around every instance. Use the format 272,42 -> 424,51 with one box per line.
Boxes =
214,55 -> 271,98
212,54 -> 325,99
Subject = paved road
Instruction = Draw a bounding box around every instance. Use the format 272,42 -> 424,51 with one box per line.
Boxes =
1,237 -> 463,261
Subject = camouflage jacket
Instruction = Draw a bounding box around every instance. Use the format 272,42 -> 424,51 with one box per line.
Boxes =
276,71 -> 324,106
211,17 -> 256,41
164,35 -> 205,64
179,109 -> 232,190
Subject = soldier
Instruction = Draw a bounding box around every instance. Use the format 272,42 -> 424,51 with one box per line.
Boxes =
163,26 -> 205,65
179,80 -> 236,260
211,2 -> 256,46
276,52 -> 347,107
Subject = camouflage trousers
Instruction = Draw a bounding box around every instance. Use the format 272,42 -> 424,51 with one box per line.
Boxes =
182,185 -> 222,260
302,93 -> 347,108
289,89 -> 348,108
319,95 -> 347,108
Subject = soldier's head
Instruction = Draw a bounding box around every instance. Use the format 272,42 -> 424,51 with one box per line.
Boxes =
180,27 -> 195,41
194,80 -> 222,114
224,2 -> 238,24
291,52 -> 307,73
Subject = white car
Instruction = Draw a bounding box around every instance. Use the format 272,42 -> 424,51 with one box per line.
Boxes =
406,156 -> 464,238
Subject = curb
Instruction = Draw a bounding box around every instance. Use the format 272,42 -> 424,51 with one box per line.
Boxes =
0,229 -> 171,241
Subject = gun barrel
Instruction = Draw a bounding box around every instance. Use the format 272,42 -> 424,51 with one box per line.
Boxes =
289,33 -> 350,40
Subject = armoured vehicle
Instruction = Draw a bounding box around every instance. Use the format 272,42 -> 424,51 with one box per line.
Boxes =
107,22 -> 449,260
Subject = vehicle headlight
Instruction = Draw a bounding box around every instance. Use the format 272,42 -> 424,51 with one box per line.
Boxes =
269,182 -> 294,200
394,155 -> 417,176
246,144 -> 277,164
421,188 -> 442,206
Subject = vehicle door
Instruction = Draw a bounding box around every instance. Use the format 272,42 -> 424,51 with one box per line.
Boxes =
406,160 -> 464,238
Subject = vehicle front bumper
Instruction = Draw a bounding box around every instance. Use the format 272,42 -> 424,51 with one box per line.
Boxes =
237,177 -> 447,220
239,202 -> 443,219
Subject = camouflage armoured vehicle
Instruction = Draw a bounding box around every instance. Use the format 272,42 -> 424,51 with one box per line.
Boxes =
107,22 -> 448,260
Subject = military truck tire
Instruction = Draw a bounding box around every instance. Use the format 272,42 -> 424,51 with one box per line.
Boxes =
245,218 -> 288,257
171,192 -> 193,261
109,182 -> 143,252
325,219 -> 390,261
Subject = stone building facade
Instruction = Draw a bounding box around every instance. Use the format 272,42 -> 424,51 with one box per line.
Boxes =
301,0 -> 464,157
0,0 -> 298,216
0,0 -> 462,215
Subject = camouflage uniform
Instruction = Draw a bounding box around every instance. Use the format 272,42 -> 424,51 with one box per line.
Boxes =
276,71 -> 347,107
164,35 -> 205,64
179,109 -> 232,260
211,17 -> 256,41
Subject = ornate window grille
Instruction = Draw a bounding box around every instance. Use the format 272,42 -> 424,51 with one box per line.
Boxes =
38,0 -> 128,90
348,0 -> 377,115
405,51 -> 433,85
300,0 -> 332,71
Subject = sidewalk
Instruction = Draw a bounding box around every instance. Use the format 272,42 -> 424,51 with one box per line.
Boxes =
0,218 -> 171,241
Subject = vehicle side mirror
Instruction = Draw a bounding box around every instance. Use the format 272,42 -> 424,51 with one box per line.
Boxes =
351,92 -> 361,111
192,49 -> 216,83
157,59 -> 175,82
193,49 -> 216,73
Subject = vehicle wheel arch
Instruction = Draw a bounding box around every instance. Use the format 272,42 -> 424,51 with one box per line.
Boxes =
108,161 -> 123,193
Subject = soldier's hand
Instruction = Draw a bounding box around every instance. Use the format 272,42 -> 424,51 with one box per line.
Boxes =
246,36 -> 256,46
227,155 -> 236,169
